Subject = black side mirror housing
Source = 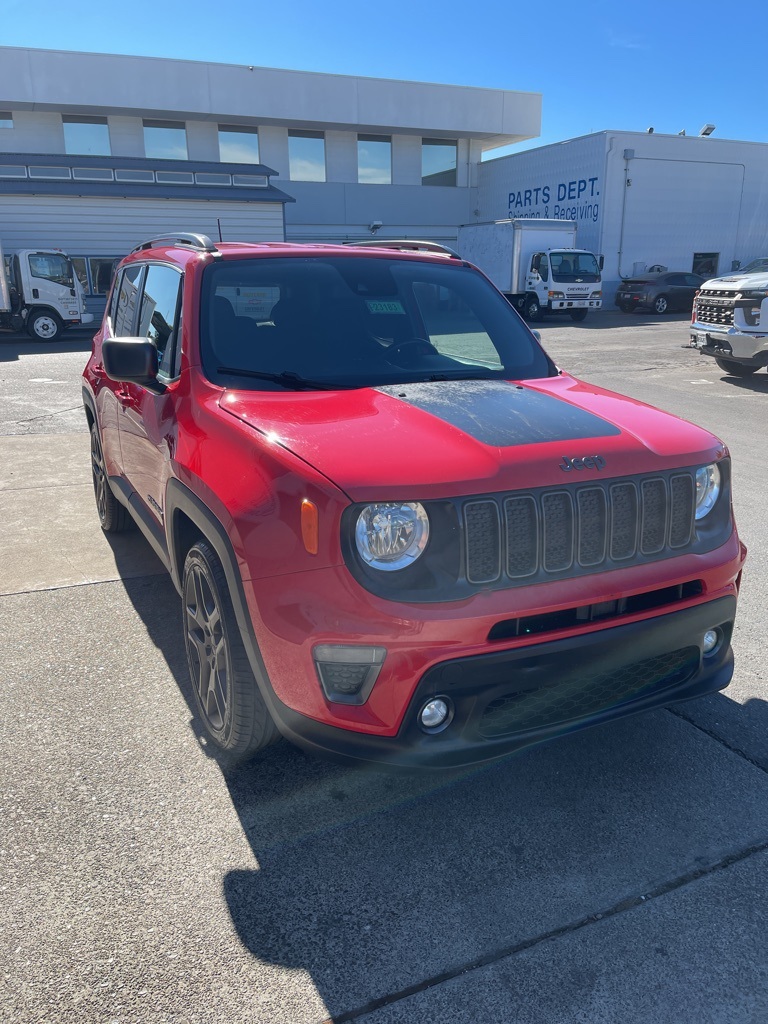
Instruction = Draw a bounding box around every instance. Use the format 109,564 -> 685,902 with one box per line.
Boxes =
102,337 -> 158,385
598,255 -> 605,270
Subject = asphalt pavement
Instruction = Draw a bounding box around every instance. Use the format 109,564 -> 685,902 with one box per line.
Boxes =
2,311 -> 767,1024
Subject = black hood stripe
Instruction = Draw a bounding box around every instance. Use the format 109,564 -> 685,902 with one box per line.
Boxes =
376,380 -> 620,448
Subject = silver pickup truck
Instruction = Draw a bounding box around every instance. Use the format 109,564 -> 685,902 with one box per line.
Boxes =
690,257 -> 768,377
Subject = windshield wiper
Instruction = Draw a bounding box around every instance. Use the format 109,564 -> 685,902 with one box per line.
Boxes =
217,366 -> 358,391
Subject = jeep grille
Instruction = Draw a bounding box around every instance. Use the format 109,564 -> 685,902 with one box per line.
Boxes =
462,472 -> 695,585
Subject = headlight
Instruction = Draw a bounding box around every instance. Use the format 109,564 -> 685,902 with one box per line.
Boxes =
695,464 -> 721,519
548,290 -> 565,299
355,502 -> 429,571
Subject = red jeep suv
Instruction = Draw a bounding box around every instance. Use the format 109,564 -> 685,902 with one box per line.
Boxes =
82,233 -> 745,768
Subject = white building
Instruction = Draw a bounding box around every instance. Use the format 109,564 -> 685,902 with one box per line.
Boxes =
0,45 -> 541,319
475,130 -> 768,299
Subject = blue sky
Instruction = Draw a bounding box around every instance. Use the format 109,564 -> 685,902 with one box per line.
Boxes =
1,0 -> 763,156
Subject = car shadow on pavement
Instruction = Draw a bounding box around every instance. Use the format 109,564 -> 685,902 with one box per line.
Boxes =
0,333 -> 94,362
109,554 -> 768,1022
718,372 -> 768,393
531,312 -> 693,332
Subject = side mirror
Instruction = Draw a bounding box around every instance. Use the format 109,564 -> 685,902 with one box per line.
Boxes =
102,337 -> 158,385
531,329 -> 542,342
531,254 -> 542,273
598,255 -> 604,270
731,260 -> 741,271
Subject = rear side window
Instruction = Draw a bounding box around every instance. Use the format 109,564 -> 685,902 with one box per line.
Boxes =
137,264 -> 183,378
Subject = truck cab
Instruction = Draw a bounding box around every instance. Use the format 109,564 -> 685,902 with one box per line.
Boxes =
525,247 -> 603,322
1,246 -> 94,340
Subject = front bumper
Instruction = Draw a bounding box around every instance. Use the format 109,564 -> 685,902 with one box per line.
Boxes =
551,299 -> 602,310
267,595 -> 736,768
690,322 -> 768,364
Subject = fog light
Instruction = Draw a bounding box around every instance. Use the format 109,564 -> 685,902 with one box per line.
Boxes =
419,697 -> 452,732
703,629 -> 721,655
313,644 -> 386,704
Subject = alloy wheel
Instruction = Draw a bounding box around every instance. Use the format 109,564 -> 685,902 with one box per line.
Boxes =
184,564 -> 230,733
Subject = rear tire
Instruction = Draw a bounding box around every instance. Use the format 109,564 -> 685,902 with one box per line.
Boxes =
90,424 -> 130,533
183,540 -> 280,761
27,310 -> 63,341
618,302 -> 634,313
714,357 -> 758,377
569,309 -> 588,322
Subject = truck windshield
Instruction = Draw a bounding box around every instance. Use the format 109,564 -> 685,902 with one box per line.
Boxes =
550,252 -> 600,283
738,258 -> 768,275
27,253 -> 75,289
201,255 -> 556,390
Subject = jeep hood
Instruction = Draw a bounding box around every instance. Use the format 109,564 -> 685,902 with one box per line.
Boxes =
220,374 -> 724,502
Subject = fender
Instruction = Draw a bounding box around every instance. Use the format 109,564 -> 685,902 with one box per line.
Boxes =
164,477 -> 295,735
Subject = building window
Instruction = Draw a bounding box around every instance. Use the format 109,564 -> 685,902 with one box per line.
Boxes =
63,115 -> 111,156
218,125 -> 260,164
0,111 -> 12,129
422,139 -> 457,186
143,119 -> 188,160
288,130 -> 326,182
358,135 -> 391,184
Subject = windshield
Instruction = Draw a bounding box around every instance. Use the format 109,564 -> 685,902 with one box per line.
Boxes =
201,256 -> 555,390
27,253 -> 75,289
550,252 -> 600,283
738,258 -> 768,275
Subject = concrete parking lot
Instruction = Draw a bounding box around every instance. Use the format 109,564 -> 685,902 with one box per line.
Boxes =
2,311 -> 767,1024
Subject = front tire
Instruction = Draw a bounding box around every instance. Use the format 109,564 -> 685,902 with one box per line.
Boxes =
27,310 -> 63,341
183,540 -> 280,761
90,424 -> 130,533
569,309 -> 588,322
714,357 -> 758,377
652,294 -> 669,314
524,297 -> 543,322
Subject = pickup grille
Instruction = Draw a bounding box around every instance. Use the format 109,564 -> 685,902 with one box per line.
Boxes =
695,289 -> 735,327
462,471 -> 695,586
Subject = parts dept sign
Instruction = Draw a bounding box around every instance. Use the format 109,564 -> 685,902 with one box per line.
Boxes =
507,176 -> 600,224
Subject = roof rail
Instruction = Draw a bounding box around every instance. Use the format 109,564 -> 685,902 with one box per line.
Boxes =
131,233 -> 219,254
344,239 -> 460,259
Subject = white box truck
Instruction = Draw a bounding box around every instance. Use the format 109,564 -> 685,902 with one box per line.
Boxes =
1,242 -> 94,341
457,219 -> 603,322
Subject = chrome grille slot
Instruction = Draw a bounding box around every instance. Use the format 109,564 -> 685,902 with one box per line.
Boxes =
577,487 -> 607,566
669,474 -> 695,547
504,495 -> 538,577
541,491 -> 574,572
464,500 -> 501,583
610,482 -> 638,560
640,478 -> 667,554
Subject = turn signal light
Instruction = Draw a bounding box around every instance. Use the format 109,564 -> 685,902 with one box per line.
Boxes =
301,499 -> 319,554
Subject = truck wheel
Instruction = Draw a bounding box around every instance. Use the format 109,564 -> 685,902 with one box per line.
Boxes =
569,309 -> 588,322
27,310 -> 63,341
652,295 -> 669,314
524,298 -> 543,322
183,540 -> 280,761
714,357 -> 758,377
90,424 -> 130,533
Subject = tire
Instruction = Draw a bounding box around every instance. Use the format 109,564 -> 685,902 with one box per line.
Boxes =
569,309 -> 588,322
618,302 -> 634,314
183,540 -> 280,761
652,294 -> 669,315
524,297 -> 543,322
714,357 -> 758,377
90,424 -> 130,533
27,310 -> 63,341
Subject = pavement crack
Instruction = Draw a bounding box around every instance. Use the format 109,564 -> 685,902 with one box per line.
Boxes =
668,705 -> 768,775
321,839 -> 768,1024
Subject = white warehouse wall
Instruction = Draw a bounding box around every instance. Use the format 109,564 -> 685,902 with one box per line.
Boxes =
476,131 -> 768,300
